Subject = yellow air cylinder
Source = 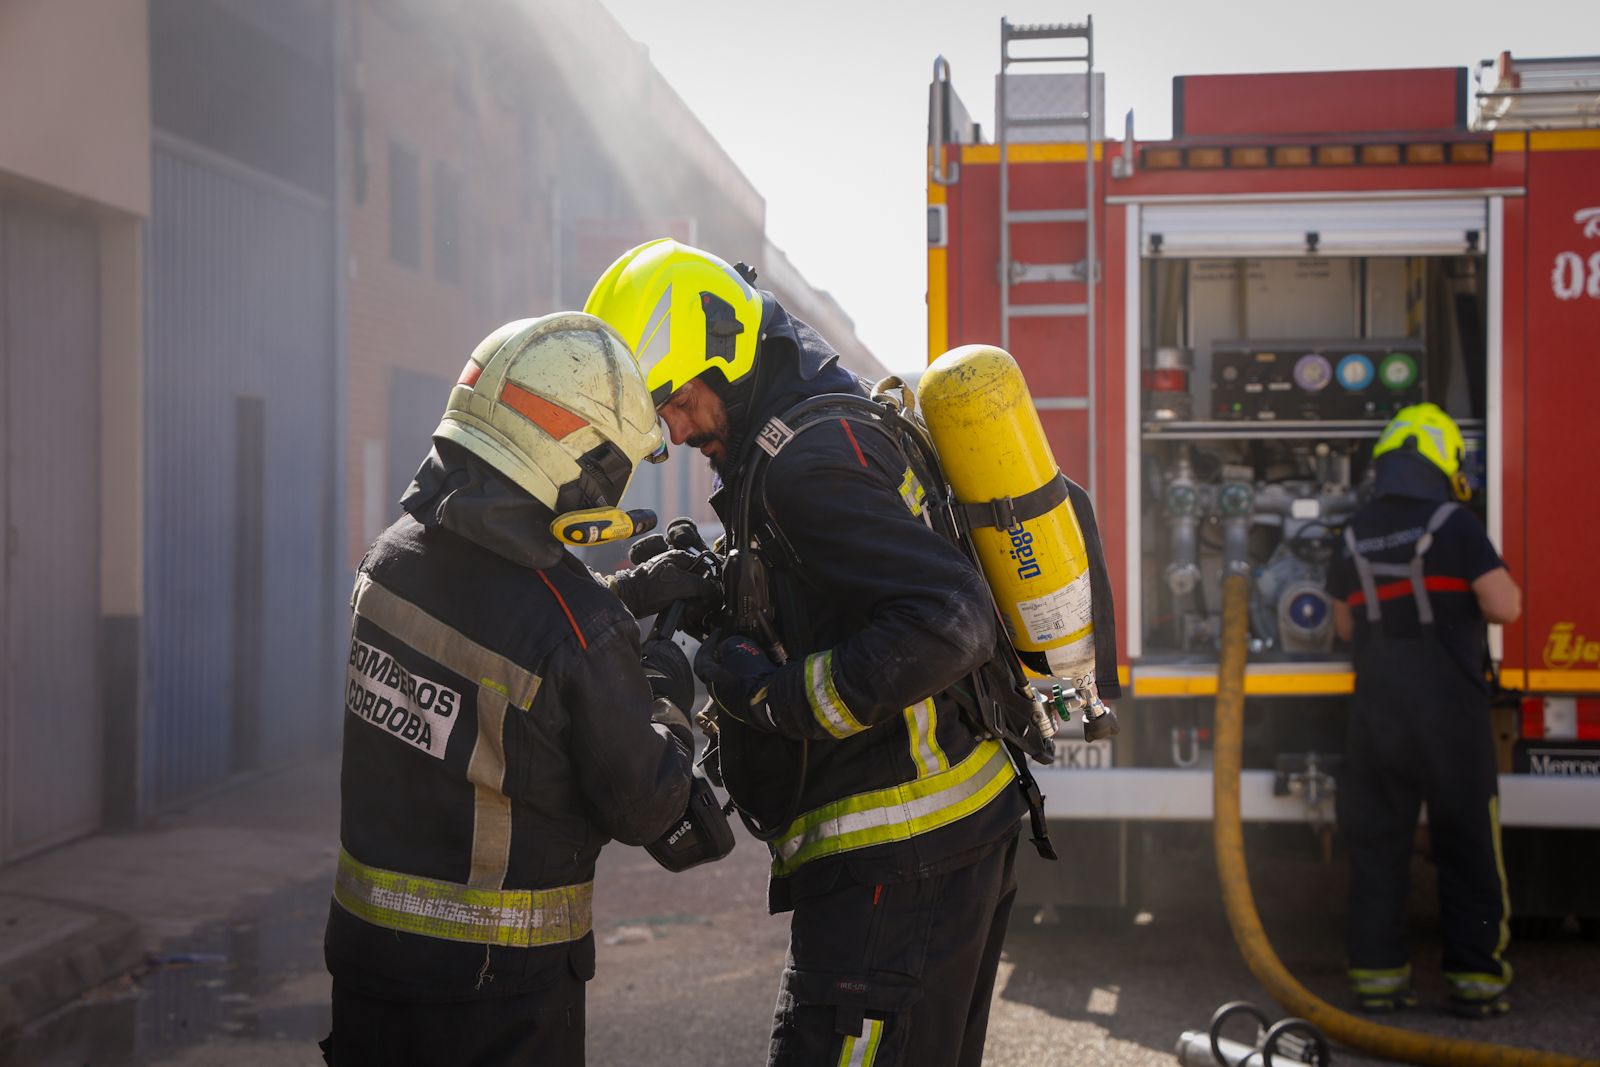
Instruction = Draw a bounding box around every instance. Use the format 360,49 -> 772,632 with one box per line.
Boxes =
917,344 -> 1095,680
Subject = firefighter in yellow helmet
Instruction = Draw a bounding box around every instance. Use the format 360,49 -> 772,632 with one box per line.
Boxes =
1326,402 -> 1522,1018
321,313 -> 697,1066
587,241 -> 1028,1067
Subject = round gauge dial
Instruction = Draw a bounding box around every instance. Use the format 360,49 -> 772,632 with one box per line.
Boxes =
1336,353 -> 1374,392
1293,354 -> 1332,392
1378,352 -> 1419,391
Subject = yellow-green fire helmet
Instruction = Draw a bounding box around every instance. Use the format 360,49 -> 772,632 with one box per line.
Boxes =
1372,402 -> 1464,475
1372,402 -> 1470,499
583,239 -> 764,406
434,312 -> 666,513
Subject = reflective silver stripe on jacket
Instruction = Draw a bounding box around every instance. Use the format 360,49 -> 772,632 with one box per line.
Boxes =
352,573 -> 541,889
334,848 -> 592,948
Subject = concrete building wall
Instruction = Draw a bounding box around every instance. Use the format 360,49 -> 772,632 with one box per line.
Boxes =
0,0 -> 151,217
0,0 -> 150,846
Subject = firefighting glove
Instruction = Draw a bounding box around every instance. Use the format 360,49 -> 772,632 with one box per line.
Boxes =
640,638 -> 695,720
607,550 -> 721,622
693,635 -> 780,732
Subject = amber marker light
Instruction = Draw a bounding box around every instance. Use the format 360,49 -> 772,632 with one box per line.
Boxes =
1450,141 -> 1492,164
1273,145 -> 1313,167
1361,144 -> 1402,165
1230,146 -> 1270,168
1405,143 -> 1447,164
1316,145 -> 1357,166
1143,147 -> 1183,169
1187,146 -> 1226,169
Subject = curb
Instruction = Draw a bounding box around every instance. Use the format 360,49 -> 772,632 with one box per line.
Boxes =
0,895 -> 143,1040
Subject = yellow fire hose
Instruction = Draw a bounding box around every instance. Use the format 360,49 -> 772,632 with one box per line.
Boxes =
1211,573 -> 1599,1067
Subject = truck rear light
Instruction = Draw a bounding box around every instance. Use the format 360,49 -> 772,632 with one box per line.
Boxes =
1361,144 -> 1402,165
1230,146 -> 1269,167
1517,697 -> 1600,740
1450,141 -> 1492,164
1521,696 -> 1545,738
1582,699 -> 1600,741
1272,146 -> 1313,167
1186,147 -> 1226,169
1315,145 -> 1357,166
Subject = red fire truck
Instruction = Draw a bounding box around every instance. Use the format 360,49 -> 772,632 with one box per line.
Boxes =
926,23 -> 1600,922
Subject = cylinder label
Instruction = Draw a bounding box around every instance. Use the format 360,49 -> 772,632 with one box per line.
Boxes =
1015,571 -> 1094,646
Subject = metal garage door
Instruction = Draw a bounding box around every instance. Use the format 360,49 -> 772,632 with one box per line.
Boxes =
0,200 -> 102,862
1139,197 -> 1490,257
143,141 -> 337,807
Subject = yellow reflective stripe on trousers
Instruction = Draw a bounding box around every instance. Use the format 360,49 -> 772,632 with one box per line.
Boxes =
806,651 -> 867,739
1348,965 -> 1411,994
837,1017 -> 883,1067
773,740 -> 1015,875
903,698 -> 948,778
333,849 -> 593,948
1489,794 -> 1511,964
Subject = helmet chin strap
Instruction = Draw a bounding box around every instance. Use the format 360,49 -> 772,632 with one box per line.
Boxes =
1451,470 -> 1472,502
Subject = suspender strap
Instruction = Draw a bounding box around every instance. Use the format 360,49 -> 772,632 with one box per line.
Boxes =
1346,525 -> 1383,623
1345,503 -> 1460,626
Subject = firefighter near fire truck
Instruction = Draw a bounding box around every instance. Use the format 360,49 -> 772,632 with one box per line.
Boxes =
585,238 -> 1121,1067
1326,402 -> 1522,1018
321,313 -> 699,1067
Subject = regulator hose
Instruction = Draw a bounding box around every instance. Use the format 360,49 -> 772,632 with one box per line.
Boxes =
1211,573 -> 1598,1067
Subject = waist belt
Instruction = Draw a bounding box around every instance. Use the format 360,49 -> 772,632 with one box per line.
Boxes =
334,849 -> 593,948
771,740 -> 1016,877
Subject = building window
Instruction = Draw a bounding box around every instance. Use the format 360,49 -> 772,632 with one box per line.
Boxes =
433,163 -> 461,285
388,141 -> 420,268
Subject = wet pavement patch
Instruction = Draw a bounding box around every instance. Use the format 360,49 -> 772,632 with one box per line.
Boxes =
0,879 -> 331,1067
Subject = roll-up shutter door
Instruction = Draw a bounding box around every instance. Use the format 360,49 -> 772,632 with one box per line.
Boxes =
1140,198 -> 1489,257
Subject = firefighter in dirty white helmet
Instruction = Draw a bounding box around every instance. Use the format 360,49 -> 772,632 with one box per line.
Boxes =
320,313 -> 700,1066
1326,402 -> 1521,1019
586,240 -> 1029,1067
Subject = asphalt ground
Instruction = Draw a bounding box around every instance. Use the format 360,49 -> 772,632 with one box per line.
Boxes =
3,755 -> 1597,1066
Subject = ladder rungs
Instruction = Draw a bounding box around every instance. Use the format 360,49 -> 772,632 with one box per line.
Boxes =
1005,22 -> 1091,40
1005,54 -> 1090,65
1009,262 -> 1088,284
1006,303 -> 1088,318
1004,114 -> 1090,128
1006,209 -> 1088,224
1034,397 -> 1090,411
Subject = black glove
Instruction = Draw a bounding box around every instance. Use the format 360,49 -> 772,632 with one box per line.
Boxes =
650,698 -> 694,752
608,550 -> 721,621
641,638 -> 695,716
693,634 -> 779,732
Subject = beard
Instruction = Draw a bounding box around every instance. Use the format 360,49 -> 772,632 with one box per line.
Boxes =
687,417 -> 734,475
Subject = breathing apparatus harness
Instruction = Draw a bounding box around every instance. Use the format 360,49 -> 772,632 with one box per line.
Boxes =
711,380 -> 1060,860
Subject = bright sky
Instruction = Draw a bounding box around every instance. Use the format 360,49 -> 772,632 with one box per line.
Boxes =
597,0 -> 1595,371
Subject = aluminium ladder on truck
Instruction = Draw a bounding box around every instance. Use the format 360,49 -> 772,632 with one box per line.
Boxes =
997,17 -> 1100,501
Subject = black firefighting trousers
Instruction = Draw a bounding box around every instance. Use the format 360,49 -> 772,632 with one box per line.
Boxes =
320,973 -> 585,1067
1337,636 -> 1511,997
768,833 -> 1019,1067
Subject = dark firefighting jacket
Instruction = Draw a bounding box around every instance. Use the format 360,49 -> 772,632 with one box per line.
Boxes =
710,299 -> 1026,912
325,445 -> 692,1000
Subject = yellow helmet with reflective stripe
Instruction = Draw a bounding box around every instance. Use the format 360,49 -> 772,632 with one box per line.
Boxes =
1372,402 -> 1464,477
435,312 -> 665,512
583,239 -> 764,405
